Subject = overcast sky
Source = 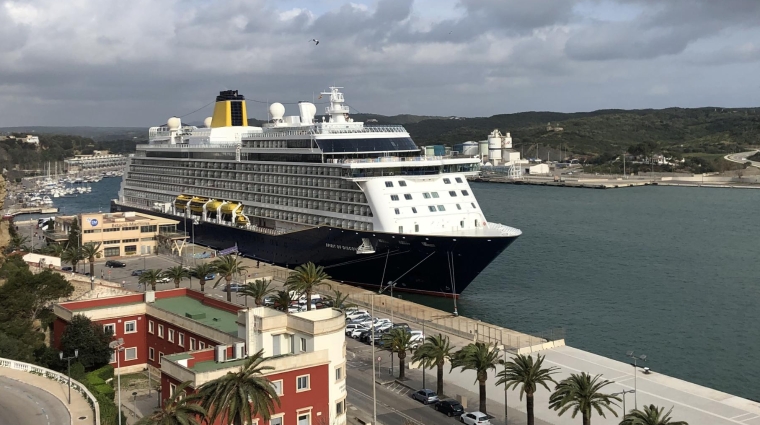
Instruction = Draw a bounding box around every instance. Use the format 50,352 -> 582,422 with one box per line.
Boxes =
1,0 -> 759,126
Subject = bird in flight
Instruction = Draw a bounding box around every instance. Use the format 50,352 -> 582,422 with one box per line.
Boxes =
310,39 -> 319,45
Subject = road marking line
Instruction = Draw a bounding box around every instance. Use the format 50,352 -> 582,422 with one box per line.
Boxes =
741,415 -> 759,422
732,413 -> 754,420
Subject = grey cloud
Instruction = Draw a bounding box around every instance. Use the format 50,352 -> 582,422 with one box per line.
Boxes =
565,0 -> 760,61
0,7 -> 30,52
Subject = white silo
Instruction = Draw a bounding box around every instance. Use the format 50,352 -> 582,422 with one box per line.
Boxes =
488,130 -> 502,165
462,141 -> 479,156
479,140 -> 489,160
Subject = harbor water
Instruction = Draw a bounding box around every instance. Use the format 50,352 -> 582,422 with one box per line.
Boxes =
28,178 -> 760,400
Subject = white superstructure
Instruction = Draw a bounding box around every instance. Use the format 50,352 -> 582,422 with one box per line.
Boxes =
119,87 -> 517,238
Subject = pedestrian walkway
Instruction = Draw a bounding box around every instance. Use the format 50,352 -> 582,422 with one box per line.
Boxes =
119,387 -> 160,425
0,364 -> 95,425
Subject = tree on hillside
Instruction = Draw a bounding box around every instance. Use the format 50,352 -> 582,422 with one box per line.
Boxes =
67,218 -> 81,250
60,315 -> 113,370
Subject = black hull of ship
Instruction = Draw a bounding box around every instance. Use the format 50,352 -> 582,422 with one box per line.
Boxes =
112,202 -> 517,297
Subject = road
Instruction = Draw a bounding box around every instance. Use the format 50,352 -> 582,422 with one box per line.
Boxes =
0,376 -> 70,425
725,150 -> 760,167
345,339 -> 463,425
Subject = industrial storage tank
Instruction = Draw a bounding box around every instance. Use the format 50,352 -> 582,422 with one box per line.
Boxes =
461,141 -> 478,156
488,131 -> 502,162
479,140 -> 489,159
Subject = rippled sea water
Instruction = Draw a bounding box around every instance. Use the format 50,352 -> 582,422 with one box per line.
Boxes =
408,183 -> 760,400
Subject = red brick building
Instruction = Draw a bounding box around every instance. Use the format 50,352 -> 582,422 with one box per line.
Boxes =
53,288 -> 347,425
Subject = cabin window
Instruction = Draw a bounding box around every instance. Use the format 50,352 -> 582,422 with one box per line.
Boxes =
390,195 -> 399,201
455,177 -> 463,183
461,190 -> 470,196
385,181 -> 394,188
456,204 -> 462,210
437,205 -> 445,211
398,181 -> 407,187
411,207 -> 417,213
404,194 -> 413,200
422,193 -> 431,199
471,202 -> 477,209
394,208 -> 400,215
428,206 -> 436,212
443,178 -> 451,184
399,226 -> 404,233
460,221 -> 465,228
415,224 -> 419,232
431,192 -> 439,198
449,191 -> 457,197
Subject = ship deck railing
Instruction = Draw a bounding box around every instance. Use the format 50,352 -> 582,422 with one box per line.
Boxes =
327,155 -> 445,164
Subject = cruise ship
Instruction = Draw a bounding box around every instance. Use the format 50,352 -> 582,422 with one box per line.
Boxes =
112,88 -> 521,297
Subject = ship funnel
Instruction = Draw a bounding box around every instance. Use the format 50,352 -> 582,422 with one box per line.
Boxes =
210,90 -> 248,127
298,101 -> 316,124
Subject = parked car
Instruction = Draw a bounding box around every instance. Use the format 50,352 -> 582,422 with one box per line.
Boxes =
409,330 -> 425,348
227,283 -> 245,292
375,322 -> 393,333
346,310 -> 369,320
105,260 -> 126,268
348,327 -> 369,339
61,266 -> 73,271
263,296 -> 275,306
156,276 -> 171,284
391,323 -> 411,332
435,400 -> 464,417
373,318 -> 392,326
345,323 -> 366,335
131,269 -> 146,276
411,389 -> 439,405
460,412 -> 492,425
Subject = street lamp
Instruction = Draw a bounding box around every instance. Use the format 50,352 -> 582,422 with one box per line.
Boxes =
379,280 -> 396,375
626,351 -> 647,409
59,349 -> 79,404
110,338 -> 125,425
611,389 -> 635,416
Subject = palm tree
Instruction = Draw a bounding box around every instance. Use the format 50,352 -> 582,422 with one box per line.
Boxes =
381,328 -> 415,380
619,405 -> 688,425
549,372 -> 620,425
61,246 -> 83,272
285,262 -> 330,311
497,353 -> 559,425
450,342 -> 501,415
238,279 -> 275,307
9,234 -> 29,251
212,255 -> 249,302
272,290 -> 293,312
139,269 -> 164,291
412,334 -> 453,397
191,262 -> 216,293
43,243 -> 65,257
197,349 -> 280,425
163,265 -> 190,289
80,242 -> 102,277
135,381 -> 206,425
327,289 -> 355,311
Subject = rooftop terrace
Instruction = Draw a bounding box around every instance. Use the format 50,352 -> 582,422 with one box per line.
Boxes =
152,296 -> 239,335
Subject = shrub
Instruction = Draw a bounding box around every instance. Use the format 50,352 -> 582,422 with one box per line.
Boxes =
93,365 -> 114,382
